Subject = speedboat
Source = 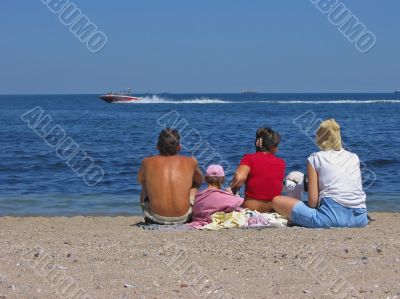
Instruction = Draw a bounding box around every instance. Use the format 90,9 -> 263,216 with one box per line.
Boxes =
99,89 -> 141,103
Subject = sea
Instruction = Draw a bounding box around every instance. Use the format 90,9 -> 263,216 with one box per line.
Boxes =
1,93 -> 399,216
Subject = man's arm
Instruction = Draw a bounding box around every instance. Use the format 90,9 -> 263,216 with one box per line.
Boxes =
192,159 -> 204,188
137,159 -> 147,203
137,159 -> 146,185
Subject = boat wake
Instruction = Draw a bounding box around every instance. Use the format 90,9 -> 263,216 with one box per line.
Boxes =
136,96 -> 228,104
116,95 -> 400,105
270,99 -> 400,104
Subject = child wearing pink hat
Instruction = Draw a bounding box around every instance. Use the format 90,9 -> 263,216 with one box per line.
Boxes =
188,165 -> 244,228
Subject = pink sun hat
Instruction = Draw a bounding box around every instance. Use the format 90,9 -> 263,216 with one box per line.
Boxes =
205,164 -> 225,177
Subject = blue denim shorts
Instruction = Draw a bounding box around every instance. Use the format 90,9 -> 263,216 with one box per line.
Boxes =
291,197 -> 368,228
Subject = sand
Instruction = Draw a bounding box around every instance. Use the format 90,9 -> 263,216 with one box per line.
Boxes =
0,213 -> 399,299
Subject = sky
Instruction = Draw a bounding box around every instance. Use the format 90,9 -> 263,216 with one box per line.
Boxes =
0,0 -> 399,94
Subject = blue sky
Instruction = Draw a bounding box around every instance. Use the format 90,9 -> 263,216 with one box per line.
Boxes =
0,0 -> 399,94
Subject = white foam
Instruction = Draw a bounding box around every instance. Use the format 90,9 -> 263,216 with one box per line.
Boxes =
118,95 -> 230,104
115,95 -> 400,105
271,100 -> 400,104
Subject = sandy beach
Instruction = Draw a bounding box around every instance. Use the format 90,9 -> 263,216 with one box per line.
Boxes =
0,213 -> 399,299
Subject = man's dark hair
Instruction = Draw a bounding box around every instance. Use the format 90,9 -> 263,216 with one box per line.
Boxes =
157,128 -> 181,156
255,127 -> 281,153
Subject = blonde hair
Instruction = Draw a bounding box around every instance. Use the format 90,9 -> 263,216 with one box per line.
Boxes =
316,119 -> 342,151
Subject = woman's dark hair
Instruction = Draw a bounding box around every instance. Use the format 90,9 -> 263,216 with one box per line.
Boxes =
205,176 -> 225,188
255,127 -> 281,152
157,128 -> 180,156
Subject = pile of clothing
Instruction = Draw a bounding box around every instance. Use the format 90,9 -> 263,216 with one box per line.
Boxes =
137,210 -> 287,231
200,209 -> 287,230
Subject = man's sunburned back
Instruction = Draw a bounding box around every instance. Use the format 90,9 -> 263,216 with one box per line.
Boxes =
142,155 -> 197,217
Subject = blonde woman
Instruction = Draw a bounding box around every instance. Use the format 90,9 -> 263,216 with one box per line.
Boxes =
272,119 -> 368,228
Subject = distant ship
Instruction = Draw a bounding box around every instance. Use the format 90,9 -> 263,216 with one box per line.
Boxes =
241,90 -> 258,95
99,89 -> 141,103
394,90 -> 400,94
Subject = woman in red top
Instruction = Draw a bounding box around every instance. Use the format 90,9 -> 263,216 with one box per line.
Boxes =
231,127 -> 285,212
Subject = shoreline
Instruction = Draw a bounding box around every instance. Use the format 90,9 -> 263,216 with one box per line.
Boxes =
1,212 -> 399,298
2,192 -> 399,216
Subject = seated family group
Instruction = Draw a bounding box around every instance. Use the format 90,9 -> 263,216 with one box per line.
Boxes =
137,119 -> 368,229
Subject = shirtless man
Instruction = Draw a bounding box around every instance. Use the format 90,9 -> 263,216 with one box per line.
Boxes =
137,128 -> 204,224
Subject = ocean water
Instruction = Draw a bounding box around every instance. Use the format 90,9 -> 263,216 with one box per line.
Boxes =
1,93 -> 399,216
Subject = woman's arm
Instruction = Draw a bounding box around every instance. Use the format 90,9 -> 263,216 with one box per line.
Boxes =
307,161 -> 319,208
230,165 -> 250,194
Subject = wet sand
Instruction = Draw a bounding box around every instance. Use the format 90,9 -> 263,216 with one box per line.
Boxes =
0,212 -> 399,299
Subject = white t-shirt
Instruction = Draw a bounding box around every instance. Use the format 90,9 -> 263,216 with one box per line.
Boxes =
307,149 -> 366,209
